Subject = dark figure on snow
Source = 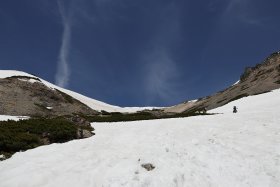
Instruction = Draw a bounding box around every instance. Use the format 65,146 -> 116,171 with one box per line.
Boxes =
233,106 -> 238,113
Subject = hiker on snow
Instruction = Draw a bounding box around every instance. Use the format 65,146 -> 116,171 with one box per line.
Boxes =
233,106 -> 238,113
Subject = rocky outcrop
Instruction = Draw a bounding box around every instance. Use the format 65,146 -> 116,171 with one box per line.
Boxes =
69,116 -> 95,138
165,52 -> 280,113
141,163 -> 155,171
0,76 -> 99,117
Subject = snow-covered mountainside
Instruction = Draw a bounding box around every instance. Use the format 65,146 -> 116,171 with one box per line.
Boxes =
0,70 -> 157,113
1,88 -> 279,187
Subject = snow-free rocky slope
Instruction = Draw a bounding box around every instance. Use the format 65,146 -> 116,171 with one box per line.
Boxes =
0,71 -> 155,117
165,52 -> 280,113
1,88 -> 279,187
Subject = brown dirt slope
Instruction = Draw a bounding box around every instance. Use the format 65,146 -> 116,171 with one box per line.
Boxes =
0,76 -> 98,117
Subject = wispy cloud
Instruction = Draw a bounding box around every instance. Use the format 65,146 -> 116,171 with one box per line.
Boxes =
142,3 -> 185,106
224,0 -> 263,26
144,48 -> 182,105
55,0 -> 72,88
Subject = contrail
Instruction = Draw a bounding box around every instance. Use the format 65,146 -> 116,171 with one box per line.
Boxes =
55,0 -> 71,88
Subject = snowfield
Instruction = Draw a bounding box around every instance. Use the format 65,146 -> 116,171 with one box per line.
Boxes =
0,89 -> 280,186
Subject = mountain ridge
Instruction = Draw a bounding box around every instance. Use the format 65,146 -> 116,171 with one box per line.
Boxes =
0,70 -> 158,116
165,51 -> 280,113
0,51 -> 280,117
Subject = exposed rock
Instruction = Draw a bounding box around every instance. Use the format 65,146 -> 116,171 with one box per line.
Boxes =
41,137 -> 50,145
141,163 -> 155,171
77,128 -> 95,139
71,116 -> 91,127
68,116 -> 95,139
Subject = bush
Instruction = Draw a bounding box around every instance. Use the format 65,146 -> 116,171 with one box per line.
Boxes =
0,132 -> 39,152
275,80 -> 280,84
82,111 -> 212,123
83,112 -> 156,122
0,118 -> 78,158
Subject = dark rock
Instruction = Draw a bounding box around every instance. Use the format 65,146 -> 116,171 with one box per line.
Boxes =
141,163 -> 155,171
71,116 -> 91,127
41,137 -> 50,145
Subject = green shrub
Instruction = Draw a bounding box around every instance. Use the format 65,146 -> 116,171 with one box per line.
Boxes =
82,110 -> 211,123
275,80 -> 280,84
0,118 -> 78,158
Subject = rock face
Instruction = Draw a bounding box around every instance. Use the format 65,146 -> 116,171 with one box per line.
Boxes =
0,76 -> 98,117
165,52 -> 280,113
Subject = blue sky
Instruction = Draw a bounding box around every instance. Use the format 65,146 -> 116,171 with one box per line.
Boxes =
1,0 -> 280,107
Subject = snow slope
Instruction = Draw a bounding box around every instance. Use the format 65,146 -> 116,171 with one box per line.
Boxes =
0,89 -> 279,186
0,70 -> 37,78
0,70 -> 158,113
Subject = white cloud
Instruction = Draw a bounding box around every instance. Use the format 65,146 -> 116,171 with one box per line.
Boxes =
225,0 -> 263,26
140,3 -> 185,105
144,48 -> 183,105
55,0 -> 72,88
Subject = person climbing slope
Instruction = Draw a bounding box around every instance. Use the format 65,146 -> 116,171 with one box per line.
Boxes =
233,106 -> 238,113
